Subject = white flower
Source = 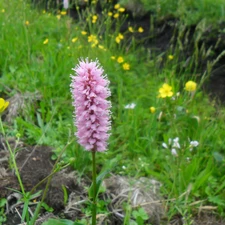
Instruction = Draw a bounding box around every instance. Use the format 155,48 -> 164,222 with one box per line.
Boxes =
122,165 -> 126,169
124,103 -> 136,109
190,141 -> 199,147
173,137 -> 180,149
189,140 -> 199,151
63,0 -> 69,9
171,149 -> 178,156
162,143 -> 168,149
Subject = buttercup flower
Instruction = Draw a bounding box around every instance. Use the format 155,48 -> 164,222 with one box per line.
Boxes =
108,12 -> 113,17
184,81 -> 197,92
138,27 -> 144,33
168,55 -> 174,60
150,107 -> 156,113
72,37 -> 78,43
115,33 -> 124,44
114,4 -> 120,9
128,26 -> 134,32
61,11 -> 67,15
118,7 -> 125,12
158,83 -> 173,98
113,13 -> 119,18
92,15 -> 98,23
122,63 -> 130,70
0,98 -> 9,113
70,59 -> 111,151
81,31 -> 87,35
117,56 -> 124,63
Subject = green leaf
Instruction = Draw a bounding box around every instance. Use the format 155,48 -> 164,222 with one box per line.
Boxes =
41,202 -> 54,212
88,168 -> 110,199
0,198 -> 7,207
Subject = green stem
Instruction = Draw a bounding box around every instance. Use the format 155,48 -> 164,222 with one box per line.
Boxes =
0,117 -> 25,195
92,151 -> 97,225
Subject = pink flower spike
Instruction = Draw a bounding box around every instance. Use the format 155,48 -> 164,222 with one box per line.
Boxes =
70,58 -> 111,152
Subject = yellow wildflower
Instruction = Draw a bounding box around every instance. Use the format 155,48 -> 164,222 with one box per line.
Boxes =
118,33 -> 124,39
0,98 -> 9,113
150,107 -> 156,113
158,83 -> 173,98
56,15 -> 61,20
92,15 -> 98,23
25,21 -> 29,25
43,39 -> 49,44
61,11 -> 67,15
115,33 -> 124,44
138,27 -> 144,33
108,12 -> 113,17
98,45 -> 104,49
114,4 -> 120,9
118,7 -> 125,12
113,13 -> 119,18
111,56 -> 115,60
168,55 -> 174,60
81,31 -> 87,35
122,63 -> 130,70
117,56 -> 124,63
184,81 -> 197,92
128,26 -> 134,32
88,35 -> 98,47
72,37 -> 78,43
115,36 -> 121,43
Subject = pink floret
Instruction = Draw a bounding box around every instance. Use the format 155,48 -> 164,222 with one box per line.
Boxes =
70,58 -> 111,152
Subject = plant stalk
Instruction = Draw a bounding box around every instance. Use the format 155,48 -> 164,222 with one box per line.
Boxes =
92,151 -> 97,225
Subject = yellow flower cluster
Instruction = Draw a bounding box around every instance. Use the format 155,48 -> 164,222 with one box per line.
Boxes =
127,26 -> 144,33
107,3 -> 125,19
158,81 -> 197,99
115,33 -> 124,44
113,56 -> 130,71
88,34 -> 98,47
0,98 -> 9,113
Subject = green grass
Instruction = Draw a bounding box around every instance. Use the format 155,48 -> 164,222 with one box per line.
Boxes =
1,0 -> 225,224
120,0 -> 225,25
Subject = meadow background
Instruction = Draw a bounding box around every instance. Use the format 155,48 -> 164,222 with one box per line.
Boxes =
1,0 -> 225,224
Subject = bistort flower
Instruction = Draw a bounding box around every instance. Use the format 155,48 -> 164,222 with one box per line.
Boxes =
184,81 -> 197,92
70,59 -> 111,152
158,83 -> 173,98
0,98 -> 9,113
